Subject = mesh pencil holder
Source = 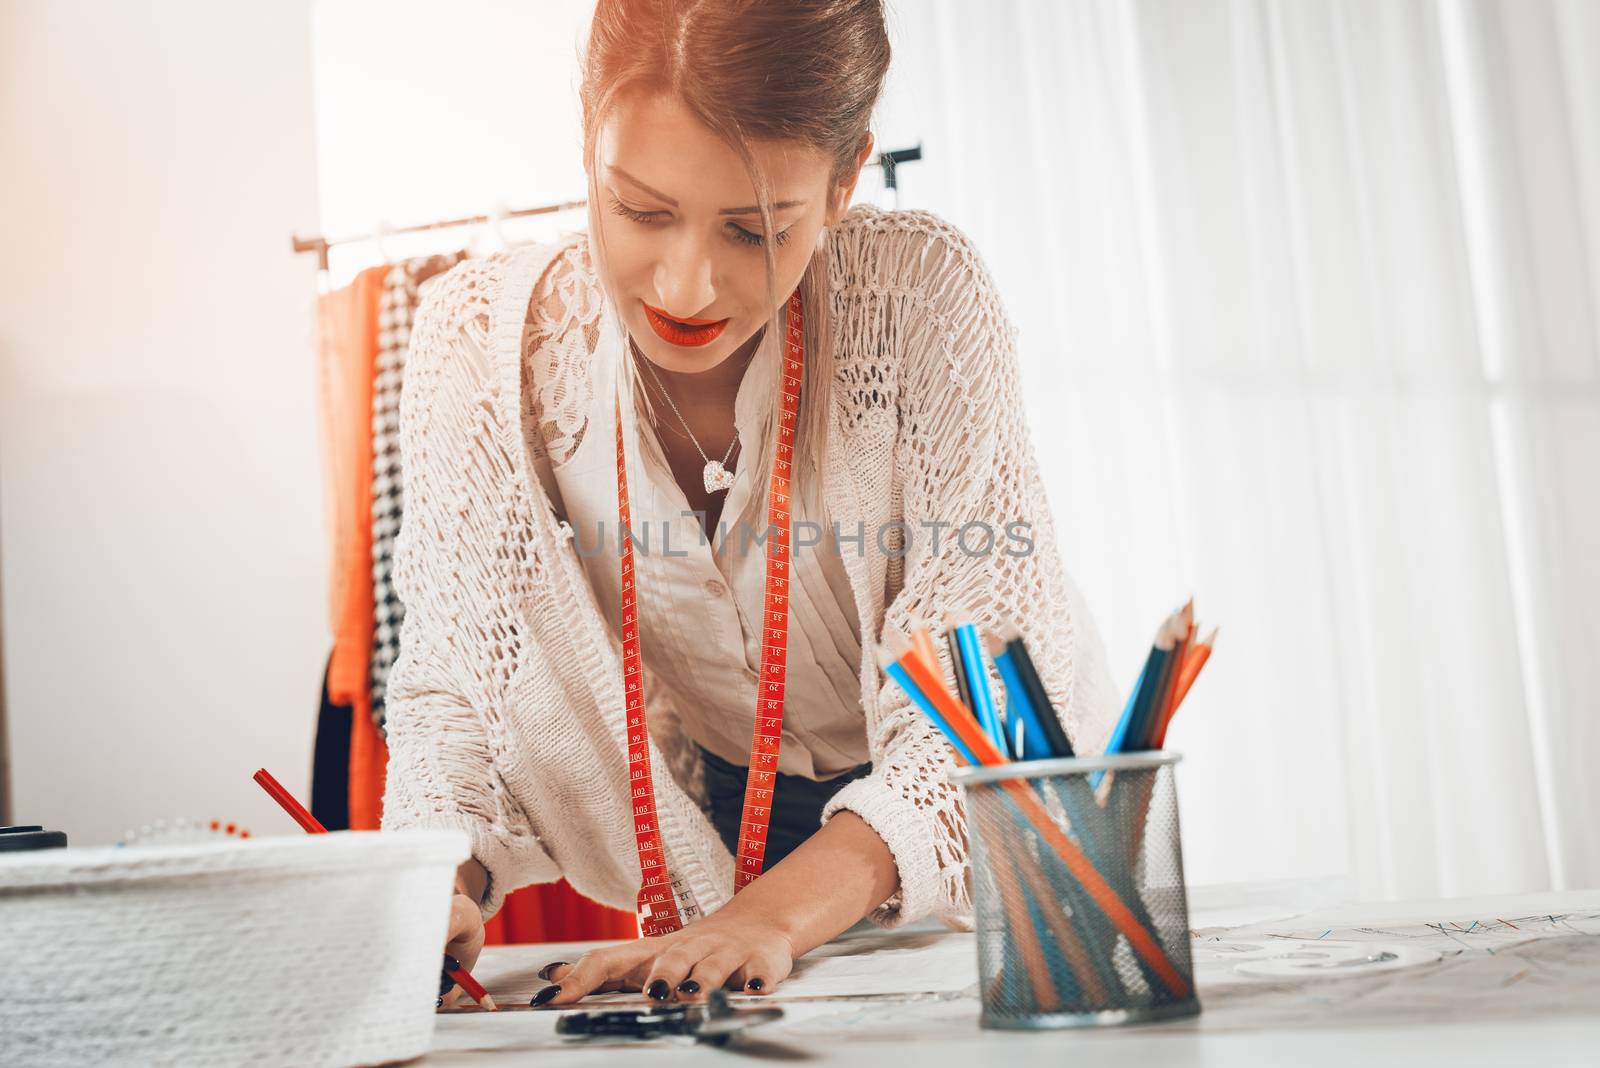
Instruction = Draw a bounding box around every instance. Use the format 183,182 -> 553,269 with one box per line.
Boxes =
951,752 -> 1200,1029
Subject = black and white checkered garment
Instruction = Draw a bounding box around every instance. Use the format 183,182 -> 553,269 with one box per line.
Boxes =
370,252 -> 466,732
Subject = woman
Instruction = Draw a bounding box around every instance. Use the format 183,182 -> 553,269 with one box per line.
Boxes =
383,0 -> 1121,1007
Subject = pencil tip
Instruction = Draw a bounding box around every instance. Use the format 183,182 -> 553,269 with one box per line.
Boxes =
877,631 -> 911,666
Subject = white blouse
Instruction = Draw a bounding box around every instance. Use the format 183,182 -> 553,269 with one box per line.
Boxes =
540,310 -> 869,780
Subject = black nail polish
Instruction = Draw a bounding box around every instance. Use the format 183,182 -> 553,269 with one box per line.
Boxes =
647,979 -> 670,1001
530,984 -> 561,1007
746,977 -> 765,992
439,969 -> 456,997
436,996 -> 444,1009
537,960 -> 571,982
676,979 -> 700,995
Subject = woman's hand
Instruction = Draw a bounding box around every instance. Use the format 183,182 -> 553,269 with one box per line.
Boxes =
440,860 -> 489,1009
532,812 -> 900,1008
536,908 -> 796,1005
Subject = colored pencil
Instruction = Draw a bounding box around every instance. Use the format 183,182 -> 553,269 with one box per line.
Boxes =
1120,603 -> 1190,753
1009,832 -> 1113,1005
442,955 -> 492,1006
938,626 -> 974,713
946,614 -> 1007,754
994,625 -> 1075,758
908,618 -> 943,680
878,653 -> 979,765
253,768 -> 498,1011
984,631 -> 1057,762
252,768 -> 326,834
1098,663 -> 1145,778
1154,626 -> 1216,747
988,831 -> 1062,1010
1145,603 -> 1193,747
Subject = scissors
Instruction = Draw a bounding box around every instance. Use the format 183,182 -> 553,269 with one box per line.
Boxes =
554,988 -> 784,1046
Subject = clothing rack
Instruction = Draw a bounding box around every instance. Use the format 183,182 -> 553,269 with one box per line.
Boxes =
290,144 -> 923,272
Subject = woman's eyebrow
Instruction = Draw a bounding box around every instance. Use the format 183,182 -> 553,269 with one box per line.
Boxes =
611,166 -> 807,216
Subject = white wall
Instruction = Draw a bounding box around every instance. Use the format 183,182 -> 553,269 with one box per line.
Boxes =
310,0 -> 593,285
0,1 -> 326,844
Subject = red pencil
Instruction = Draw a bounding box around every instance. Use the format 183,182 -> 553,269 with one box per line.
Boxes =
252,769 -> 326,833
442,955 -> 492,1006
253,768 -> 497,1011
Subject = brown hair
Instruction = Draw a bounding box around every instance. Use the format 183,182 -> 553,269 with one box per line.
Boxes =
578,0 -> 891,514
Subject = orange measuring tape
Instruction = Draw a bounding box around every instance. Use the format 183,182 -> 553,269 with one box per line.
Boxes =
614,289 -> 805,937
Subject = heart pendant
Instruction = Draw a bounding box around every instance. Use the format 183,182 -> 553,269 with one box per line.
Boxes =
703,460 -> 735,493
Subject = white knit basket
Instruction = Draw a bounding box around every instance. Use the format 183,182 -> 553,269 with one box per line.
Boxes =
0,829 -> 469,1068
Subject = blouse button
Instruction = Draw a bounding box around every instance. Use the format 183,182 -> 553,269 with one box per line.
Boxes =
704,579 -> 727,599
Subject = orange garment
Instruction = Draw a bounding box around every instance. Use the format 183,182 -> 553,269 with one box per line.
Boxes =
487,883 -> 639,945
316,263 -> 634,942
316,266 -> 391,832
315,266 -> 388,715
348,691 -> 387,830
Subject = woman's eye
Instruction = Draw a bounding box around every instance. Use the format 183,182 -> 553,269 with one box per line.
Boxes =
609,197 -> 788,248
608,199 -> 660,225
729,224 -> 791,248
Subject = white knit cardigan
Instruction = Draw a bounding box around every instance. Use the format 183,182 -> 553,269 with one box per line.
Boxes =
380,204 -> 1122,929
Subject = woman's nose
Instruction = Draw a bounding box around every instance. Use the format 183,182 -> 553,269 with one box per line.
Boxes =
652,235 -> 717,318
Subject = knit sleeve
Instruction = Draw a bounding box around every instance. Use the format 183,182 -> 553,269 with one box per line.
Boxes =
379,256 -> 562,918
821,212 -> 1122,929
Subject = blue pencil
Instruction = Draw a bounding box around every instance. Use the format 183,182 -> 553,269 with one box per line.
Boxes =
952,620 -> 1007,754
876,648 -> 979,765
1089,665 -> 1146,790
1103,663 -> 1146,755
988,637 -> 1060,761
993,624 -> 1076,757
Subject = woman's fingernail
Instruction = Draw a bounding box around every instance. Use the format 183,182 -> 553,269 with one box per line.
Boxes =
436,996 -> 444,1009
676,979 -> 700,995
647,979 -> 670,1001
746,977 -> 765,992
530,984 -> 561,1007
537,960 -> 570,981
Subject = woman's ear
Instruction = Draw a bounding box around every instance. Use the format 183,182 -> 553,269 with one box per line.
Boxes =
825,133 -> 877,226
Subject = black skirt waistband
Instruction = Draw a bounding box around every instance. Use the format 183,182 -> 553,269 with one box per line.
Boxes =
699,746 -> 872,872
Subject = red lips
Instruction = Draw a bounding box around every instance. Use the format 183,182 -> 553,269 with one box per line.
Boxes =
642,302 -> 729,347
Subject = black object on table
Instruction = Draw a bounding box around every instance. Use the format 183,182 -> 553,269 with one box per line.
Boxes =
0,825 -> 67,852
553,989 -> 783,1046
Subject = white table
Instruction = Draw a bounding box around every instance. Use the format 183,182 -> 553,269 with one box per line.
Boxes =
427,887 -> 1600,1066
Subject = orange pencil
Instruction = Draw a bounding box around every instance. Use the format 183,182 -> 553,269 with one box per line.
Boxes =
907,618 -> 943,678
1153,627 -> 1216,747
1151,605 -> 1194,746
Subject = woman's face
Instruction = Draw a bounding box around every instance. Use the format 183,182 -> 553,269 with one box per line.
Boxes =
593,91 -> 865,375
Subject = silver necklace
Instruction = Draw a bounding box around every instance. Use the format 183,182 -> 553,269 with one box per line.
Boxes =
635,344 -> 742,494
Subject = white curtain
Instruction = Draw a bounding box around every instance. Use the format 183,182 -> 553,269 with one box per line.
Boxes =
877,0 -> 1600,899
